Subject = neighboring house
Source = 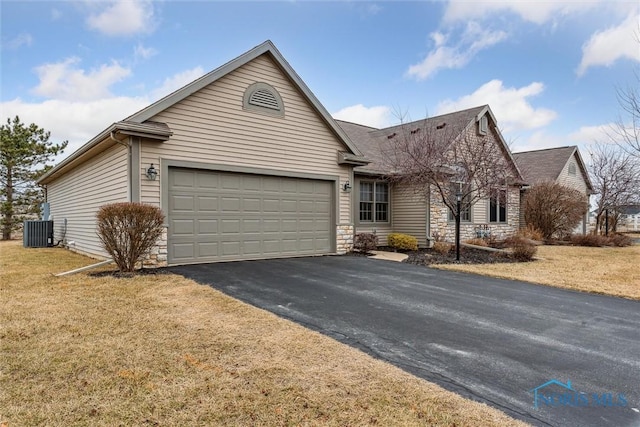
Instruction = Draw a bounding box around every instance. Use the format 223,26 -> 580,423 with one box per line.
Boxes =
337,105 -> 525,246
39,41 -> 524,266
513,146 -> 594,234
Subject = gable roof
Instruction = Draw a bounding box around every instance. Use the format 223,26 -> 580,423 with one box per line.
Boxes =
513,146 -> 593,191
336,105 -> 524,182
39,40 -> 366,185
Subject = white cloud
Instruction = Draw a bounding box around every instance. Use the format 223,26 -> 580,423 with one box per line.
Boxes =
86,0 -> 156,37
150,67 -> 205,101
577,13 -> 640,76
1,97 -> 149,160
332,104 -> 392,128
569,124 -> 613,144
3,63 -> 205,162
32,57 -> 131,102
436,79 -> 557,133
3,33 -> 33,50
407,22 -> 507,80
443,0 -> 598,25
134,43 -> 158,60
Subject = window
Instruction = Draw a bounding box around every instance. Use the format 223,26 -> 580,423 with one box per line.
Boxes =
568,162 -> 577,176
478,115 -> 488,136
359,181 -> 388,222
243,82 -> 284,116
489,188 -> 507,223
448,182 -> 471,222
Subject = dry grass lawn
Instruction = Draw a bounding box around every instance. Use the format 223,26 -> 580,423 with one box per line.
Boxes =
435,244 -> 640,300
0,241 -> 525,426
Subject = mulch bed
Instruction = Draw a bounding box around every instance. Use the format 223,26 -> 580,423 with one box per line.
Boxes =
403,248 -> 523,265
89,268 -> 171,278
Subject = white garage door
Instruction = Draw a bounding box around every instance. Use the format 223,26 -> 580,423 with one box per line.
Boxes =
167,168 -> 334,265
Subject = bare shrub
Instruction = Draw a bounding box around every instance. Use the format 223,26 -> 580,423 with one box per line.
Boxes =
432,241 -> 452,255
353,233 -> 378,254
570,234 -> 610,247
523,182 -> 588,239
464,238 -> 488,247
518,225 -> 544,242
388,233 -> 418,251
96,203 -> 165,272
504,236 -> 538,261
610,233 -> 633,247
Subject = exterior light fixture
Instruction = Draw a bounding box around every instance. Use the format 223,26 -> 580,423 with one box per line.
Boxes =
146,164 -> 158,181
342,180 -> 352,192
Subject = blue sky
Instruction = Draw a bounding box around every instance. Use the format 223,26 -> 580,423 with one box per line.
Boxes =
1,1 -> 639,161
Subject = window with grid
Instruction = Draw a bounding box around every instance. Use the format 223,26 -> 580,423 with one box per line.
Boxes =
359,181 -> 389,222
489,188 -> 507,223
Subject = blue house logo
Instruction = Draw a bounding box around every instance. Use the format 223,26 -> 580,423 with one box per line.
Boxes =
530,379 -> 628,409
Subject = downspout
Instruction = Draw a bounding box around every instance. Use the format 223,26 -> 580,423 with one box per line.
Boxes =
110,131 -> 133,202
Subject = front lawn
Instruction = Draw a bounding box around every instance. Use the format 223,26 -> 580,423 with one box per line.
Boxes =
0,241 -> 524,426
434,244 -> 640,300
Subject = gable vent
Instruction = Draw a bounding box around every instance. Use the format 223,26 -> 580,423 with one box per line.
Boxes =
243,82 -> 284,116
249,89 -> 280,110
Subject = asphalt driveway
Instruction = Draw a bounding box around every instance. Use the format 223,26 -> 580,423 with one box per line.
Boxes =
170,256 -> 640,427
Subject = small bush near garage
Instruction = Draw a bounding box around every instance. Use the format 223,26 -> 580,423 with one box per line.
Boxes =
523,182 -> 588,239
353,233 -> 378,254
96,203 -> 165,272
387,233 -> 418,251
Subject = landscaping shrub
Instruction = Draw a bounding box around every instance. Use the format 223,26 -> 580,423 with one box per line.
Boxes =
506,236 -> 537,261
570,233 -> 610,247
387,233 -> 419,251
96,202 -> 165,272
523,182 -> 588,239
517,225 -> 544,242
353,232 -> 378,254
432,241 -> 452,255
464,238 -> 488,247
610,233 -> 633,247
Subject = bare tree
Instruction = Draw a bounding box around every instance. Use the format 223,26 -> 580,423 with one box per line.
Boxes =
523,182 -> 588,239
589,143 -> 640,234
380,115 -> 519,222
611,74 -> 640,159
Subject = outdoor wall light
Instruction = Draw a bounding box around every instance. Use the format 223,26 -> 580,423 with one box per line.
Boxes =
146,164 -> 158,181
342,180 -> 352,192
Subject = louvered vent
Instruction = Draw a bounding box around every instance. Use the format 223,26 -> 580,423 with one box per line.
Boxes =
249,89 -> 280,110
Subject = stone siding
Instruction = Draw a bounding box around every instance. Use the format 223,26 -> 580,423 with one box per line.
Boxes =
336,223 -> 354,254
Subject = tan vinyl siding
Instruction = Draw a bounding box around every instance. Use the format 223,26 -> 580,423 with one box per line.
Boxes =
473,198 -> 488,224
391,185 -> 428,247
356,224 -> 393,246
47,143 -> 128,258
140,54 -> 351,223
557,154 -> 588,194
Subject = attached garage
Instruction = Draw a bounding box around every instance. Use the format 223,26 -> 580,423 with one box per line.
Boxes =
167,167 -> 334,264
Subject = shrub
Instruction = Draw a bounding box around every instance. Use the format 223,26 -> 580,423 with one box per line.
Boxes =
387,233 -> 419,251
432,241 -> 452,255
610,233 -> 633,247
96,202 -> 165,272
506,236 -> 537,261
464,238 -> 488,247
523,182 -> 588,239
570,233 -> 610,247
517,225 -> 544,242
353,233 -> 378,254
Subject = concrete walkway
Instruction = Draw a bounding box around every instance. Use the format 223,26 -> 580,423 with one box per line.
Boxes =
368,250 -> 408,262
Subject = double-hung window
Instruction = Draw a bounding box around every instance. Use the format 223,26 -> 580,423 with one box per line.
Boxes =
489,188 -> 507,223
359,181 -> 389,222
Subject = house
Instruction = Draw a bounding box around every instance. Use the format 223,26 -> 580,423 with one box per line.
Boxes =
513,146 -> 593,234
618,204 -> 640,232
38,40 -> 368,266
337,105 -> 525,246
39,41 -> 524,266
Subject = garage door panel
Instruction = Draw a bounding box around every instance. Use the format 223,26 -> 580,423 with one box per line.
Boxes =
168,168 -> 333,264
